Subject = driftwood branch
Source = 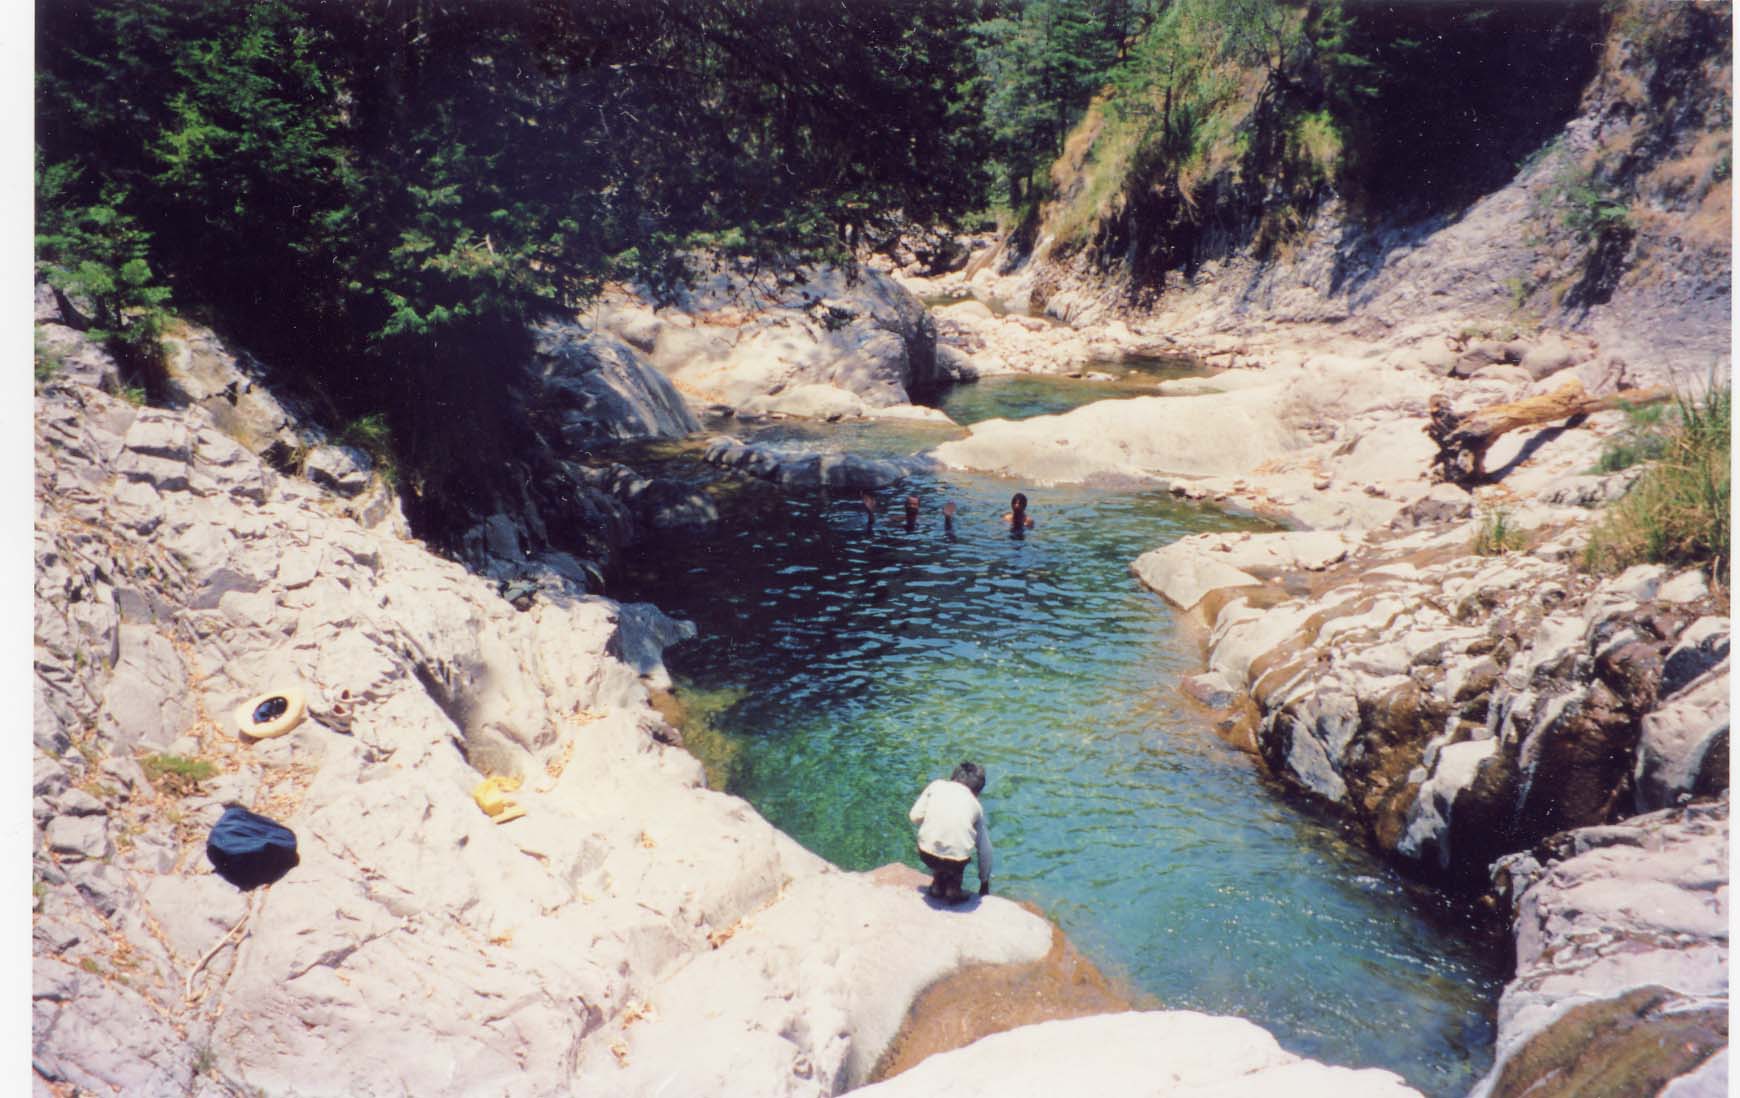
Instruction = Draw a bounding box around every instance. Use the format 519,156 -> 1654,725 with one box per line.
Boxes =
1427,380 -> 1670,486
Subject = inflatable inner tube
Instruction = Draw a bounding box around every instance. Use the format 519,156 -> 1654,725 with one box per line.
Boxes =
234,688 -> 307,740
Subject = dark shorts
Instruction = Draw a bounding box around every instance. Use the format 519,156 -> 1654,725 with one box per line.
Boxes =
919,849 -> 971,896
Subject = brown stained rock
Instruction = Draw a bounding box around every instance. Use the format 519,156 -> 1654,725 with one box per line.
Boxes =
1344,681 -> 1435,831
1445,751 -> 1522,886
866,895 -> 1138,1087
1216,698 -> 1263,755
1249,655 -> 1313,714
1370,782 -> 1418,856
1244,606 -> 1339,705
1595,639 -> 1665,712
1452,658 -> 1502,712
1692,730 -> 1728,797
1516,681 -> 1639,837
1489,987 -> 1727,1098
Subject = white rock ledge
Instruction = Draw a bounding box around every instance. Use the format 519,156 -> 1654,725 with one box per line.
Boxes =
855,1011 -> 1423,1098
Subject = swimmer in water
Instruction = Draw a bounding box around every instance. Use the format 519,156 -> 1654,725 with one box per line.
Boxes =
903,495 -> 920,532
942,500 -> 957,541
1003,492 -> 1035,538
861,490 -> 877,530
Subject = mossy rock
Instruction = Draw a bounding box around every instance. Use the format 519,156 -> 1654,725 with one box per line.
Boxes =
1491,986 -> 1726,1098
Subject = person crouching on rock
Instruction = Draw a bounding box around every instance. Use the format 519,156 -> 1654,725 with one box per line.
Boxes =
909,761 -> 994,904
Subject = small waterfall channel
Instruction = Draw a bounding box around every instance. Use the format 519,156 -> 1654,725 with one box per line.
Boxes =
616,354 -> 1502,1096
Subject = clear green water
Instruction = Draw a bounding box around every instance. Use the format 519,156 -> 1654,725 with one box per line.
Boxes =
618,383 -> 1500,1097
939,357 -> 1209,427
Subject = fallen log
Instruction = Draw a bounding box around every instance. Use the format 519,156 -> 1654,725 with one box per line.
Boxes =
1427,379 -> 1670,487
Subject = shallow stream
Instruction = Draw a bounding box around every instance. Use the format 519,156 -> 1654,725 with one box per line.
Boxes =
618,368 -> 1501,1096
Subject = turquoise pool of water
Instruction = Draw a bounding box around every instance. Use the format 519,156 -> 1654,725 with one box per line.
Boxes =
937,357 -> 1208,426
618,381 -> 1500,1096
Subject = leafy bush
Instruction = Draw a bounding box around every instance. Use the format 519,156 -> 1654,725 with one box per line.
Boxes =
1585,384 -> 1731,586
34,162 -> 171,371
1559,174 -> 1634,243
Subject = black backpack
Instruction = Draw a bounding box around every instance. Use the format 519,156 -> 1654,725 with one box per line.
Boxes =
206,805 -> 299,890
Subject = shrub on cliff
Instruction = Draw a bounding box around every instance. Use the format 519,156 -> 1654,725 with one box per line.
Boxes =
1584,383 -> 1731,588
33,162 -> 172,379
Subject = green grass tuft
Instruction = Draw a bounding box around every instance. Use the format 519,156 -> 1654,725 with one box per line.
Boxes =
141,753 -> 219,795
1584,383 -> 1730,587
1472,507 -> 1529,556
34,331 -> 65,385
340,413 -> 398,487
1592,401 -> 1671,473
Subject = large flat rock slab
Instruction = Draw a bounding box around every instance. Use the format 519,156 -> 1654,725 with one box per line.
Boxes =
932,386 -> 1302,485
856,1011 -> 1423,1098
1133,530 -> 1361,611
579,866 -> 1053,1096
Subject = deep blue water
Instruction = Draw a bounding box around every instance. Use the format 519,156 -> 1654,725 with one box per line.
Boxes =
616,378 -> 1500,1096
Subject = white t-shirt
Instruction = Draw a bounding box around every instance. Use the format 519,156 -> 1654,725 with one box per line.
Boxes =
908,779 -> 993,879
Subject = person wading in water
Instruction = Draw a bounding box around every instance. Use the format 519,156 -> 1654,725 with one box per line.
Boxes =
1003,492 -> 1035,540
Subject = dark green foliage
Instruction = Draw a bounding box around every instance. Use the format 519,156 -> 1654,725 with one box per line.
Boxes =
970,0 -> 1121,206
1557,172 -> 1634,244
340,413 -> 397,486
36,0 -> 991,534
1324,1 -> 1605,215
34,162 -> 172,372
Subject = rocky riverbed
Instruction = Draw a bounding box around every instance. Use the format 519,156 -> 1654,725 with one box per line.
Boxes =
30,306 -> 1070,1096
31,123 -> 1729,1089
32,291 -> 1458,1094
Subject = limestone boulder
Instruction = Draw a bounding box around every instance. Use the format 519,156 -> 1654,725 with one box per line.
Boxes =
31,342 -> 1076,1098
1634,659 -> 1729,812
1517,331 -> 1589,381
650,262 -> 942,413
596,300 -> 665,352
1171,509 -> 1728,888
302,443 -> 373,497
705,437 -> 910,490
753,382 -> 872,420
97,624 -> 194,749
158,325 -> 307,463
1477,799 -> 1728,1098
35,320 -> 122,393
525,321 -> 701,449
584,872 -> 1055,1095
1133,546 -> 1261,612
1133,530 -> 1359,614
935,384 -> 1302,485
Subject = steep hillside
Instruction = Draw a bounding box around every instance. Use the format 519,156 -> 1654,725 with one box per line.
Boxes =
991,0 -> 1729,377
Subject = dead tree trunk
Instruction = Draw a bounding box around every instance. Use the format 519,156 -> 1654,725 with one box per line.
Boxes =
1427,379 -> 1669,486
